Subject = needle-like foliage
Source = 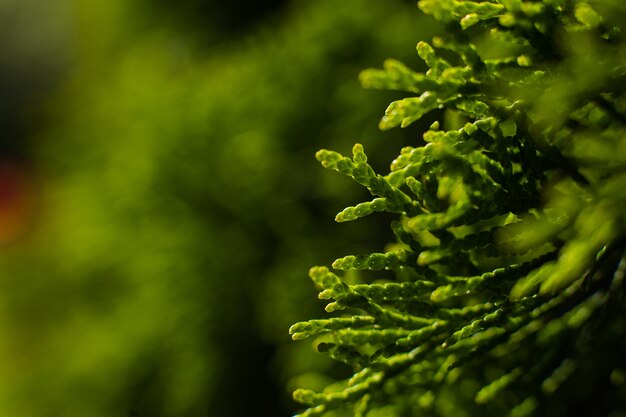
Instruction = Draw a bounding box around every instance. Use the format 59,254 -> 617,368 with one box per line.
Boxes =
291,1 -> 626,416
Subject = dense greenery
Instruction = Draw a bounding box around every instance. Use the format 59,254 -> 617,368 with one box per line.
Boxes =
292,1 -> 626,416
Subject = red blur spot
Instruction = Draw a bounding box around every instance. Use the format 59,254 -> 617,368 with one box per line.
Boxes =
0,162 -> 36,245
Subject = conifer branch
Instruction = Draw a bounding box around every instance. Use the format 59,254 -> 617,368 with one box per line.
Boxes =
291,1 -> 626,415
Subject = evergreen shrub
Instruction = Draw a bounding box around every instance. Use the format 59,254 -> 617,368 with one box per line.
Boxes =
291,1 -> 626,416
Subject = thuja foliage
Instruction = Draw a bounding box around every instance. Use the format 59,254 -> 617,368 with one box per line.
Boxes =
291,1 -> 626,416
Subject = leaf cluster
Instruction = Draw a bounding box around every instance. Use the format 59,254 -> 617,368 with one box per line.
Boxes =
291,1 -> 626,416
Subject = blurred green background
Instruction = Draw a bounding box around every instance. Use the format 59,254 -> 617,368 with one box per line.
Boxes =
0,1 -> 439,415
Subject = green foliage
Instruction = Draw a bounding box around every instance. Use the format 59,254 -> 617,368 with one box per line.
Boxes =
292,1 -> 626,416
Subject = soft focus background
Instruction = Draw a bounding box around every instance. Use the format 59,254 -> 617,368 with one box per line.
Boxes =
0,1 -> 440,415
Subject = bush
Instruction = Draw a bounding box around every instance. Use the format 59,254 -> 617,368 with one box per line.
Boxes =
291,1 -> 626,416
